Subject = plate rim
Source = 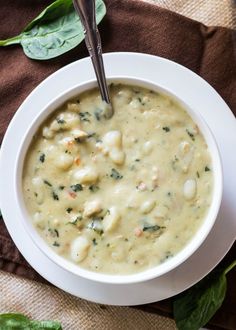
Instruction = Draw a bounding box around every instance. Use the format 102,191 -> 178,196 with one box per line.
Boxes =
0,52 -> 235,305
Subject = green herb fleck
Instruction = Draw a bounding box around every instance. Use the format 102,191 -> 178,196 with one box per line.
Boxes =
174,155 -> 179,161
74,137 -> 86,143
165,251 -> 173,259
87,132 -> 101,142
79,112 -> 91,122
135,159 -> 140,162
205,166 -> 210,172
53,241 -> 60,247
70,184 -> 83,192
52,191 -> 59,201
89,185 -> 100,193
39,153 -> 45,163
143,225 -> 166,232
186,129 -> 195,141
94,108 -> 103,121
48,228 -> 59,237
59,185 -> 65,190
87,132 -> 96,138
92,238 -> 98,246
44,180 -> 52,187
163,126 -> 170,132
110,168 -> 123,180
66,207 -> 73,213
137,96 -> 145,105
74,137 -> 81,143
56,118 -> 65,124
171,155 -> 179,171
196,171 -> 200,178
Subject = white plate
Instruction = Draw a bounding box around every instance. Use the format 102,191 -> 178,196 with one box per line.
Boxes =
0,52 -> 235,305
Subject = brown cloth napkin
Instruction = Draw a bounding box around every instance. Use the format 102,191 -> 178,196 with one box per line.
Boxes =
0,0 -> 235,329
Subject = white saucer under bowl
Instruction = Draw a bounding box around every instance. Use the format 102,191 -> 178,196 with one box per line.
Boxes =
0,52 -> 235,305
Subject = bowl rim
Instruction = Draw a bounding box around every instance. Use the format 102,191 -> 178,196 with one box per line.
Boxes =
15,76 -> 223,285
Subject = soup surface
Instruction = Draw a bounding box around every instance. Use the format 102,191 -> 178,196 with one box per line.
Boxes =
23,84 -> 213,274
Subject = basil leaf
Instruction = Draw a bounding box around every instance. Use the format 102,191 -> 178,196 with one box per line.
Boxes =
0,313 -> 30,328
0,0 -> 106,60
30,320 -> 62,329
0,313 -> 62,329
173,260 -> 236,330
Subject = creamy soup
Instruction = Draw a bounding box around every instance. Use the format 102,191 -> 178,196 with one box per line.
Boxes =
23,84 -> 213,274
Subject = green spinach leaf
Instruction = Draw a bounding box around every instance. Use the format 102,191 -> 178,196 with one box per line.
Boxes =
0,0 -> 106,60
110,168 -> 123,180
0,313 -> 62,329
143,225 -> 165,232
173,260 -> 236,330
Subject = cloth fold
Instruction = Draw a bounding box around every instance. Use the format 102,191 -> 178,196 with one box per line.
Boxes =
0,1 -> 235,329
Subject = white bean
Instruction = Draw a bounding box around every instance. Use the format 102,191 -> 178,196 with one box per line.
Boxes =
83,200 -> 102,217
33,188 -> 44,205
58,136 -> 74,147
103,207 -> 120,232
154,205 -> 167,219
55,153 -> 74,170
32,177 -> 45,204
67,102 -> 80,112
111,248 -> 125,262
70,236 -> 90,263
71,129 -> 88,140
140,200 -> 156,214
33,212 -> 43,225
179,141 -> 190,155
50,119 -> 61,132
142,141 -> 154,155
117,89 -> 132,102
109,148 -> 125,165
32,177 -> 43,186
64,113 -> 80,129
129,98 -> 141,109
178,141 -> 194,173
42,127 -> 54,139
103,130 -> 122,149
55,112 -> 80,130
73,166 -> 98,184
183,179 -> 197,200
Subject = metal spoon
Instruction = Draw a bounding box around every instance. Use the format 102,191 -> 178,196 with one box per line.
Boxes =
73,0 -> 113,119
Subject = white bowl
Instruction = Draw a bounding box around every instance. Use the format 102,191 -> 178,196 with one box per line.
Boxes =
15,76 -> 223,285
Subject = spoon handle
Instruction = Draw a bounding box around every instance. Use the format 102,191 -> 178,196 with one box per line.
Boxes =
73,0 -> 111,106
